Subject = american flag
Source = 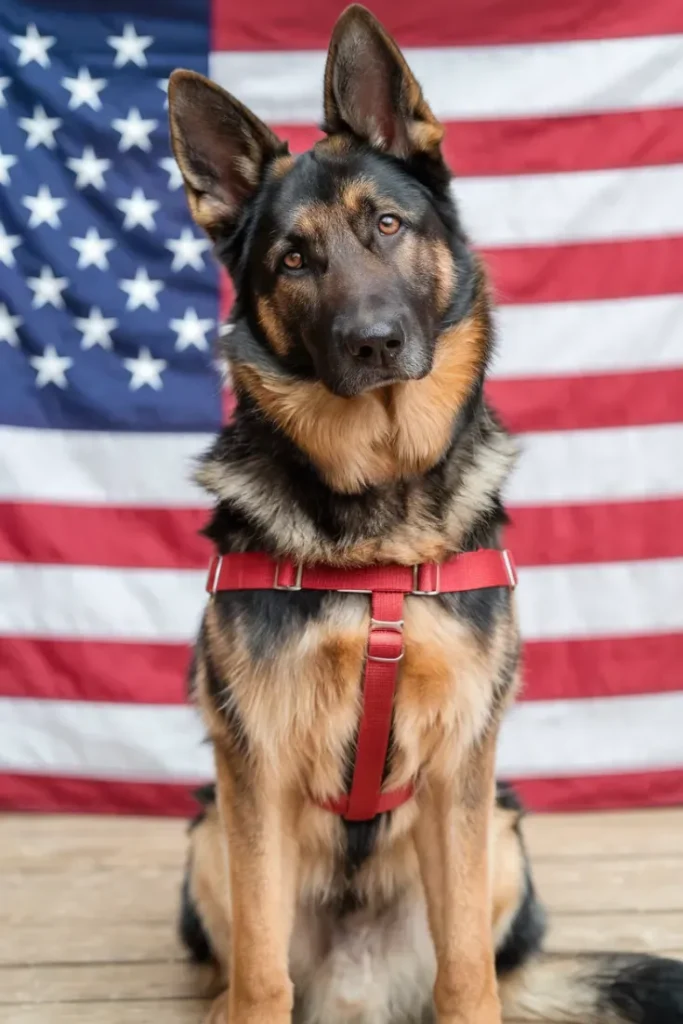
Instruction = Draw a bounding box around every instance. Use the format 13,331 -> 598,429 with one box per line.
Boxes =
1,0 -> 682,817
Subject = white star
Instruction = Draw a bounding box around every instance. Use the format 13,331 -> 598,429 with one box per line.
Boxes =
119,268 -> 163,311
67,146 -> 111,191
157,78 -> 169,108
61,67 -> 107,111
107,24 -> 154,68
123,346 -> 167,390
165,227 -> 211,271
170,308 -> 215,351
11,24 -> 56,68
112,107 -> 158,152
0,148 -> 18,186
0,78 -> 10,108
22,185 -> 67,229
0,224 -> 21,268
116,187 -> 159,231
159,156 -> 183,190
27,266 -> 69,309
70,227 -> 115,270
30,345 -> 73,389
0,304 -> 22,347
19,105 -> 62,150
74,306 -> 118,350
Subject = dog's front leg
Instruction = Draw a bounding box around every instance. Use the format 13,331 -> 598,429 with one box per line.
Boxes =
415,730 -> 501,1024
211,745 -> 298,1024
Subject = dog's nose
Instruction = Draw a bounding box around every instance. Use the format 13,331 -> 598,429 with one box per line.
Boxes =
344,322 -> 405,367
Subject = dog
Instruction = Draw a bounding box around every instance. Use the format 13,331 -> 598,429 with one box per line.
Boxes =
167,6 -> 683,1023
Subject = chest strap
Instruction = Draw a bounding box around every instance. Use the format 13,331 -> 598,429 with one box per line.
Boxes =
206,549 -> 517,822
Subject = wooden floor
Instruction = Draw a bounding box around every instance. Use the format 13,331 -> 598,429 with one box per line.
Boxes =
2,808 -> 683,1023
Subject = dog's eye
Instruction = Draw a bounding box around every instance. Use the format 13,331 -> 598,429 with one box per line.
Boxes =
282,251 -> 304,270
378,215 -> 401,236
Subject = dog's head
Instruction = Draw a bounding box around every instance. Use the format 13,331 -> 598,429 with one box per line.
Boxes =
168,5 -> 480,401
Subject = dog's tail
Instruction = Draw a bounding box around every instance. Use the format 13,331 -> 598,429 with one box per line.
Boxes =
494,782 -> 683,1023
498,951 -> 683,1023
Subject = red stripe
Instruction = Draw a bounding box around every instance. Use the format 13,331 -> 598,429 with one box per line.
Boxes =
0,503 -> 209,567
221,239 -> 683,313
213,0 -> 683,50
512,768 -> 683,813
507,499 -> 683,567
2,767 -> 682,816
483,237 -> 683,305
3,628 -> 682,707
279,107 -> 683,177
5,498 -> 683,571
487,368 -> 683,434
0,773 -> 200,817
521,633 -> 683,702
0,639 -> 191,703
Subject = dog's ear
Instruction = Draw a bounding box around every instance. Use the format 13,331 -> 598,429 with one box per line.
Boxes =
323,5 -> 444,160
168,70 -> 287,236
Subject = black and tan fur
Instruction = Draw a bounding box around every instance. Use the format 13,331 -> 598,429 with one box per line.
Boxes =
167,6 -> 683,1023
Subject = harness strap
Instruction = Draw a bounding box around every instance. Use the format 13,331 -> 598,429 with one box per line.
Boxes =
206,548 -> 517,821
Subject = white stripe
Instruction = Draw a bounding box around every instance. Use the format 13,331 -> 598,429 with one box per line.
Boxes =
2,557 -> 683,643
497,691 -> 683,778
517,557 -> 683,641
2,691 -> 680,782
0,698 -> 213,782
507,423 -> 683,505
209,35 -> 683,123
3,423 -> 682,509
491,295 -> 683,378
0,426 -> 212,506
453,164 -> 683,246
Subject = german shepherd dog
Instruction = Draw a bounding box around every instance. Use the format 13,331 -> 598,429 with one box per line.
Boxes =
167,7 -> 683,1023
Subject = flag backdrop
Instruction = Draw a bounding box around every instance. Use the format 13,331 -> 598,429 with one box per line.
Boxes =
1,0 -> 682,817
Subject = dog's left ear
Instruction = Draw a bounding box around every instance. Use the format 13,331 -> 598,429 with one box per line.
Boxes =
323,4 -> 444,160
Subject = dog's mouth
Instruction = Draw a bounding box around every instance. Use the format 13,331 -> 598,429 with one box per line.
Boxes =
321,358 -> 432,398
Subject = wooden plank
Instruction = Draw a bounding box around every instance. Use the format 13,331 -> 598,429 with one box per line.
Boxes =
7,1001 -> 209,1024
0,962 -> 217,1004
534,857 -> 683,913
524,807 -> 683,860
547,913 -> 683,954
0,923 -> 184,967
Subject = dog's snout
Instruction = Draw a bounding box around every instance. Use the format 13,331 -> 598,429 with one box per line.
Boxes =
340,320 -> 405,368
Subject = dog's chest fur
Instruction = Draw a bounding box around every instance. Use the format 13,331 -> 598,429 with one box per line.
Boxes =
189,399 -> 520,905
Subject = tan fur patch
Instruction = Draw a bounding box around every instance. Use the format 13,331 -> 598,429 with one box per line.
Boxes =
257,296 -> 290,356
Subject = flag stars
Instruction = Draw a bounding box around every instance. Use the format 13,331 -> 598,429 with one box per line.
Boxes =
124,347 -> 167,390
116,188 -> 159,231
119,268 -> 163,311
170,308 -> 215,351
27,266 -> 69,309
74,307 -> 118,350
61,67 -> 107,111
70,227 -> 115,270
112,108 -> 158,152
11,24 -> 56,68
0,224 -> 22,268
0,77 -> 10,107
107,24 -> 154,68
67,147 -> 111,191
159,156 -> 183,190
166,228 -> 210,271
22,185 -> 67,229
0,304 -> 22,347
19,105 -> 62,150
0,148 -> 18,186
30,345 -> 73,388
157,78 -> 169,108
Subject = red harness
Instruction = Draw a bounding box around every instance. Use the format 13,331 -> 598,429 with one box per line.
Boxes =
206,549 -> 517,822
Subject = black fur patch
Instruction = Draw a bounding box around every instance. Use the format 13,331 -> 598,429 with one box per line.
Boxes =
599,955 -> 683,1024
178,859 -> 215,964
494,863 -> 547,975
204,642 -> 249,759
216,589 -> 325,660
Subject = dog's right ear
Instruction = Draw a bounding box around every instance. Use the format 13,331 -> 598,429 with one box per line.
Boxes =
168,70 -> 287,237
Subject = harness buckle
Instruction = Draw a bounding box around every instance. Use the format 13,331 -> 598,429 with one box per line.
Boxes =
502,549 -> 517,589
412,563 -> 441,596
210,556 -> 223,594
274,561 -> 303,591
367,618 -> 404,663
